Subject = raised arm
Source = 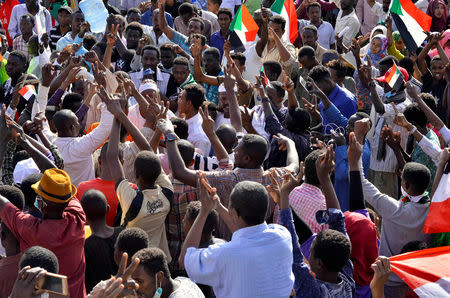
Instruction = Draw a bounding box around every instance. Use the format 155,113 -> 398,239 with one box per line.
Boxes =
431,148 -> 450,197
273,134 -> 300,173
199,107 -> 229,161
269,27 -> 293,63
224,65 -> 243,133
255,8 -> 270,57
158,0 -> 174,39
282,71 -> 298,109
417,33 -> 439,76
316,145 -> 340,210
157,118 -> 198,187
191,38 -> 219,86
103,24 -> 118,70
106,117 -> 126,188
347,132 -> 366,211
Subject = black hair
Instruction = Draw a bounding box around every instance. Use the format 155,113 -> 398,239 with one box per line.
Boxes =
9,50 -> 29,70
126,21 -> 144,37
83,34 -> 97,51
0,185 -> 25,210
400,241 -> 428,253
62,92 -> 83,112
403,103 -> 427,128
170,117 -> 189,140
309,65 -> 332,83
401,162 -> 431,194
241,134 -> 268,166
204,47 -> 220,60
177,139 -> 195,167
298,46 -> 316,60
132,247 -> 171,278
312,229 -> 351,272
304,149 -> 322,186
127,8 -> 141,16
208,0 -> 222,5
80,189 -> 108,221
12,150 -> 30,169
21,13 -> 35,26
216,124 -> 237,153
302,24 -> 318,35
327,59 -> 348,78
179,2 -> 194,15
217,7 -> 233,19
20,173 -> 43,208
306,1 -> 321,12
191,33 -> 207,46
190,17 -> 205,31
263,61 -> 282,79
230,181 -> 268,226
378,55 -> 399,67
270,81 -> 286,99
184,83 -> 206,110
116,227 -> 149,258
230,52 -> 246,66
53,109 -> 77,133
160,43 -> 175,52
399,57 -> 414,75
284,107 -> 311,134
173,56 -> 190,68
142,45 -> 160,59
185,201 -> 219,236
19,246 -> 59,273
420,93 -> 437,113
321,49 -> 340,65
269,15 -> 286,31
134,151 -> 161,185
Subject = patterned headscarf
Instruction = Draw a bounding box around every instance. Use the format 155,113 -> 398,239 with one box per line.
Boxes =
363,34 -> 389,66
427,0 -> 448,32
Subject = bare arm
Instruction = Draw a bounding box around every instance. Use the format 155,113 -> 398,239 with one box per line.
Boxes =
316,146 -> 340,210
224,65 -> 243,133
199,107 -> 229,161
158,0 -> 174,39
270,27 -> 292,63
106,118 -> 126,187
407,83 -> 445,130
191,39 -> 220,86
255,9 -> 269,57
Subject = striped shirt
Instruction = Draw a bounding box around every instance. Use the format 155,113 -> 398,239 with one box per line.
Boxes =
49,25 -> 62,51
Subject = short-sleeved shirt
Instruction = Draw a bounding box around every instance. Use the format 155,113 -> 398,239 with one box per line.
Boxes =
170,277 -> 205,297
299,19 -> 335,49
220,0 -> 241,16
0,254 -> 22,298
116,174 -> 173,261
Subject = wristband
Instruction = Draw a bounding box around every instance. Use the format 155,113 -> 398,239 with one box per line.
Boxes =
409,126 -> 417,134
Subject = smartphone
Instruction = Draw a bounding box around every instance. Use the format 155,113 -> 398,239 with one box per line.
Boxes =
36,272 -> 69,296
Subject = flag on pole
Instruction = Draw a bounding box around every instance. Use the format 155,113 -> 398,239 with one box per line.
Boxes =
423,162 -> 450,234
261,65 -> 269,85
270,0 -> 298,43
389,0 -> 432,53
228,3 -> 259,52
19,85 -> 37,102
376,63 -> 407,91
390,246 -> 450,297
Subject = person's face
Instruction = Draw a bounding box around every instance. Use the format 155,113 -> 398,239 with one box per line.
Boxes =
430,60 -> 444,80
172,64 -> 190,84
188,20 -> 203,36
382,0 -> 390,12
265,85 -> 279,103
5,55 -> 25,78
142,49 -> 159,71
218,13 -> 231,31
340,0 -> 354,10
181,13 -> 193,25
72,13 -> 85,33
370,38 -> 382,55
307,6 -> 321,23
232,58 -> 245,74
218,92 -> 230,117
160,49 -> 175,69
379,64 -> 390,77
232,141 -> 248,168
58,11 -> 72,27
70,114 -> 81,136
177,90 -> 188,114
203,53 -> 219,74
346,114 -> 360,136
207,0 -> 220,13
151,12 -> 160,31
182,214 -> 193,236
316,79 -> 330,94
20,18 -> 34,35
269,22 -> 284,39
328,68 -> 339,84
301,30 -> 317,47
132,266 -> 157,298
127,12 -> 141,23
395,39 -> 405,51
127,29 -> 141,49
25,0 -> 38,11
298,56 -> 315,70
434,4 -> 446,18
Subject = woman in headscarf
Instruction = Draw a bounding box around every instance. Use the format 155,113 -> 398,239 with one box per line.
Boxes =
363,34 -> 389,67
392,31 -> 406,55
429,29 -> 450,58
427,0 -> 448,33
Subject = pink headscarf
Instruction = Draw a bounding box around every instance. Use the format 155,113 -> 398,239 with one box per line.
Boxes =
427,0 -> 448,33
428,29 -> 450,58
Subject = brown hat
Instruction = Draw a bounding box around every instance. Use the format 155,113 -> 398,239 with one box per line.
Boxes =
32,169 -> 77,204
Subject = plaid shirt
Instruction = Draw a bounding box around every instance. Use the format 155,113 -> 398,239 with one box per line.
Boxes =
166,178 -> 198,275
204,167 -> 290,241
2,140 -> 64,186
12,35 -> 32,57
289,183 -> 328,233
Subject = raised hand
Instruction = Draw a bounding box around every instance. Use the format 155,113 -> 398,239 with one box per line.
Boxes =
381,125 -> 401,150
315,145 -> 335,178
223,40 -> 231,60
272,133 -> 292,151
92,61 -> 107,87
392,102 -> 412,129
330,129 -> 346,147
240,105 -> 254,131
198,171 -> 219,211
106,24 -> 118,47
266,169 -> 281,204
69,54 -> 83,68
306,77 -> 327,100
254,75 -> 268,98
137,36 -> 150,55
354,118 -> 371,143
156,118 -> 175,135
113,252 -> 140,296
301,96 -> 319,116
0,104 -> 11,141
190,37 -> 203,58
347,132 -> 362,166
282,70 -> 294,92
199,106 -> 215,136
223,64 -> 236,92
41,63 -> 57,87
6,118 -> 25,144
99,86 -> 123,116
137,1 -> 152,13
370,256 -> 391,295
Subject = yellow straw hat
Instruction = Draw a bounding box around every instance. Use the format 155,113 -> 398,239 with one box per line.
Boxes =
31,169 -> 77,204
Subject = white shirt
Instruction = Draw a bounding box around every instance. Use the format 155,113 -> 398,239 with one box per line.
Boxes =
299,20 -> 335,49
8,4 -> 52,39
53,106 -> 114,186
242,39 -> 262,85
185,222 -> 294,297
185,113 -> 211,155
220,0 -> 241,16
129,67 -> 171,95
335,10 -> 360,47
147,27 -> 171,46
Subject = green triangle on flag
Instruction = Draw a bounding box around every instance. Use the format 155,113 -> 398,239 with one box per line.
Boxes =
390,0 -> 403,16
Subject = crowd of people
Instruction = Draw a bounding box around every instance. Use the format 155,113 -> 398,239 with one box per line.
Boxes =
0,0 -> 449,296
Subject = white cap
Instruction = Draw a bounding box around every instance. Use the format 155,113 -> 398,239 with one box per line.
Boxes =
218,82 -> 238,93
139,80 -> 158,93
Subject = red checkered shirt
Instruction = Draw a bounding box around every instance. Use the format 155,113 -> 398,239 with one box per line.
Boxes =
289,183 -> 328,233
12,35 -> 30,57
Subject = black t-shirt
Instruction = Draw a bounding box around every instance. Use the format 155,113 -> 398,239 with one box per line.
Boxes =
421,71 -> 447,121
84,227 -> 123,292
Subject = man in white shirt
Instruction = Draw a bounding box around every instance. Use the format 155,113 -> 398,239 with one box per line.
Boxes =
178,83 -> 211,155
299,2 -> 335,49
334,0 -> 360,48
179,180 -> 294,297
8,0 -> 52,39
52,105 -> 114,186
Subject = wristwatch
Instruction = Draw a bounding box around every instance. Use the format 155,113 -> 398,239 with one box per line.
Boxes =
165,132 -> 178,142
